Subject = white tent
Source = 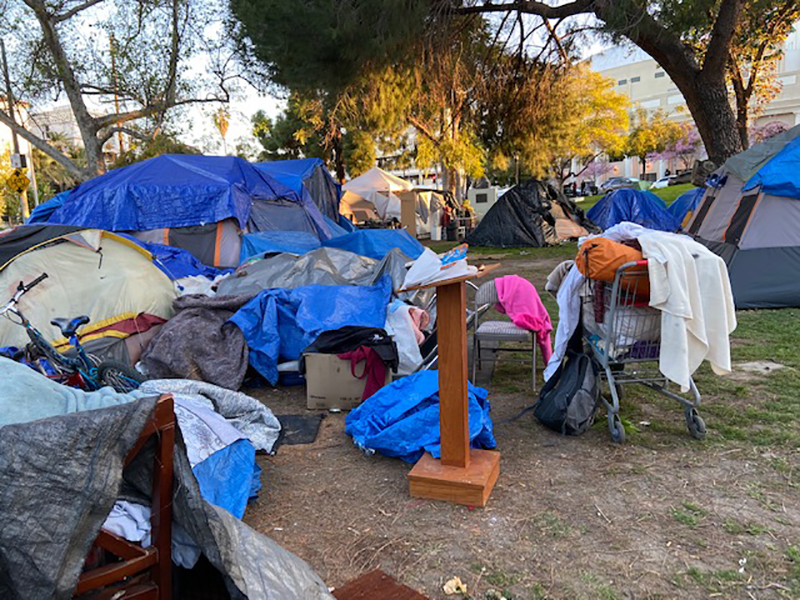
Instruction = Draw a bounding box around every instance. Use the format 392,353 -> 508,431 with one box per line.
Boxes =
341,167 -> 415,220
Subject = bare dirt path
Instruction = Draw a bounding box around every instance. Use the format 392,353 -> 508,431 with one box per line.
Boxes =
244,252 -> 800,600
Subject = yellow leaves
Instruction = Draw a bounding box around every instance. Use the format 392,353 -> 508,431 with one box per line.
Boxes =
213,107 -> 230,140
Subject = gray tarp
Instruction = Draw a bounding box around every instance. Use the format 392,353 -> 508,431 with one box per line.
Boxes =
0,360 -> 332,599
140,294 -> 253,390
217,246 -> 410,296
139,379 -> 281,453
723,124 -> 800,181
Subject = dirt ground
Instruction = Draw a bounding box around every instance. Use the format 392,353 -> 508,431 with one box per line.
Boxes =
244,252 -> 800,600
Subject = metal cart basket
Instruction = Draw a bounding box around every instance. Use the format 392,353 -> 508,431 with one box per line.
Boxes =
582,259 -> 706,443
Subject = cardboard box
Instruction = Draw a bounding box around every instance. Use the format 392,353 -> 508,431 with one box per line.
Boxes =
304,352 -> 390,410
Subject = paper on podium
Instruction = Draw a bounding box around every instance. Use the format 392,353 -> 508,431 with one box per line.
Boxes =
402,248 -> 478,289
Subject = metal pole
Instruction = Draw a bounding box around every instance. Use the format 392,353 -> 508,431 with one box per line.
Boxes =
0,38 -> 29,219
110,34 -> 124,155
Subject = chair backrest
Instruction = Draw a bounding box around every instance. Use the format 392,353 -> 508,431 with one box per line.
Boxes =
475,279 -> 499,306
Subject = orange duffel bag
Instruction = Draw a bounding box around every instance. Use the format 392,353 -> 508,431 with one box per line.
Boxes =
575,237 -> 650,298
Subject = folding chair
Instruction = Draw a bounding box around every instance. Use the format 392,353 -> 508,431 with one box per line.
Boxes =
471,279 -> 537,391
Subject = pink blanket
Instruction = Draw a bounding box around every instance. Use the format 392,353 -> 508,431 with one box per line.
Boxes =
494,275 -> 553,365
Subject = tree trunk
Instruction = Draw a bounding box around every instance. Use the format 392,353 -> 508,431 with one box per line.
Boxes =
332,132 -> 345,184
672,72 -> 744,166
737,104 -> 749,150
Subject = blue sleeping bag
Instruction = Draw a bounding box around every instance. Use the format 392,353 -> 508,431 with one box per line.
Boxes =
344,371 -> 496,463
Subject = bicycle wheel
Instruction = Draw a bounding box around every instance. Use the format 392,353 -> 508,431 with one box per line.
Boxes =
97,361 -> 146,393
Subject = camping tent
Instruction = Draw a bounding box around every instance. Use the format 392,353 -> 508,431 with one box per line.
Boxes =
465,180 -> 594,247
341,167 -> 415,221
668,187 -> 705,229
686,124 -> 800,308
587,188 -> 680,231
0,225 -> 176,356
340,167 -> 444,236
45,154 -> 334,268
254,158 -> 341,222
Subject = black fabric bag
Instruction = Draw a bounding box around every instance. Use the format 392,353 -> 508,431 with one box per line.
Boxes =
534,350 -> 600,435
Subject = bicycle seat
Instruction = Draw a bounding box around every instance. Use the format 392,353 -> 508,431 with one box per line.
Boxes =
50,315 -> 90,337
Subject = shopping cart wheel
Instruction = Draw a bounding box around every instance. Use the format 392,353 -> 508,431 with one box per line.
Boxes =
609,414 -> 626,444
685,408 -> 706,440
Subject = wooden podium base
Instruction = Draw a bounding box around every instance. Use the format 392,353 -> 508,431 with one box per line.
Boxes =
408,449 -> 500,507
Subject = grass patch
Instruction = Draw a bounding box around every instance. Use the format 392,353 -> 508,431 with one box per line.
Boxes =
578,182 -> 695,211
671,502 -> 707,528
722,518 -> 769,536
535,511 -> 572,539
685,567 -> 743,592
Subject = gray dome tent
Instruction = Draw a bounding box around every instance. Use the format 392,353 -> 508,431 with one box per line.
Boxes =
687,124 -> 800,308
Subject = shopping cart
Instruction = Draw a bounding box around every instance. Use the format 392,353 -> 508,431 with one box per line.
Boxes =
582,260 -> 706,443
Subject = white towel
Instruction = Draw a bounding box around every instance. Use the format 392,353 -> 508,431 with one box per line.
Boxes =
638,231 -> 737,391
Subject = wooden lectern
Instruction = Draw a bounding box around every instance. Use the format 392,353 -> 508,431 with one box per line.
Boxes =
404,263 -> 501,507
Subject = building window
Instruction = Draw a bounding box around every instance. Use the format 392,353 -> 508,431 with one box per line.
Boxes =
631,76 -> 641,83
475,193 -> 488,204
618,79 -> 627,85
655,71 -> 665,78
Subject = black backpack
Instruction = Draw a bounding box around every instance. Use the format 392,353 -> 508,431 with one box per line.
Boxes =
533,350 -> 600,435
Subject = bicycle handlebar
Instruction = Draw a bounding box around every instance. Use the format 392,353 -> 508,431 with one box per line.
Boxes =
26,272 -> 48,291
9,273 -> 48,306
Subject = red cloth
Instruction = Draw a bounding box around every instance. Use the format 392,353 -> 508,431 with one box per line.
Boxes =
494,275 -> 553,366
338,346 -> 388,400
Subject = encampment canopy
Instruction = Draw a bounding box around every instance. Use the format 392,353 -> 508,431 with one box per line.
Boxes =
43,155 -> 335,268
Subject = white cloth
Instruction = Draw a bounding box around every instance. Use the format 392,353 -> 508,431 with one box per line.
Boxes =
103,501 -> 202,568
638,231 -> 736,391
385,300 -> 424,375
545,222 -> 648,380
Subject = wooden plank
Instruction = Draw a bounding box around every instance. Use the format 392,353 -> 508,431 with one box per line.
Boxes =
400,262 -> 501,292
333,569 -> 428,600
408,450 -> 500,507
436,280 -> 470,468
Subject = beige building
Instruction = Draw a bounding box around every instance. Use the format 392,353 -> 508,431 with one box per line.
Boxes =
588,27 -> 800,180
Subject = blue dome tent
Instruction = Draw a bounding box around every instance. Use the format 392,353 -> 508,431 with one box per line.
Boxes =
45,154 -> 333,267
587,188 -> 680,231
667,187 -> 705,229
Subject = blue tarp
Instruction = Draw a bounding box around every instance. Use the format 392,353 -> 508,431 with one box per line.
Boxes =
192,439 -> 260,520
47,154 -> 313,232
240,231 -> 322,262
668,187 -> 705,227
229,276 -> 393,384
322,230 -> 424,260
240,229 -> 424,262
587,188 -> 680,231
26,191 -> 70,224
344,371 -> 496,463
126,237 -> 233,280
254,158 -> 341,221
744,136 -> 800,199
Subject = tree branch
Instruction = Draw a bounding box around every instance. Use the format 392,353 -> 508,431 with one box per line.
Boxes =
93,96 -> 227,129
702,0 -> 744,77
407,115 -> 440,146
53,0 -> 106,23
0,109 -> 85,178
456,0 -> 593,20
98,126 -> 150,147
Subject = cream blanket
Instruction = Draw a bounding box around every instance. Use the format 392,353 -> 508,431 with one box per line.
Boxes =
639,232 -> 737,391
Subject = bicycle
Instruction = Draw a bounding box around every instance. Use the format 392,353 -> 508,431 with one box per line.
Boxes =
0,272 -> 146,393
